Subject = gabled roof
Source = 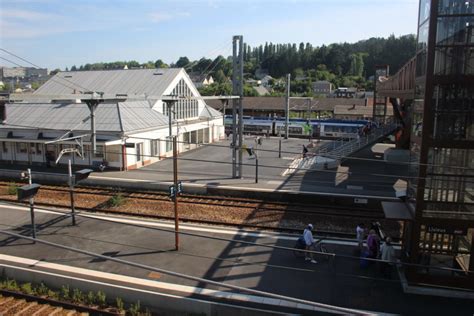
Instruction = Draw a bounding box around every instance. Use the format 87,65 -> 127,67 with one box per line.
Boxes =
199,104 -> 223,119
2,101 -> 168,134
35,68 -> 182,97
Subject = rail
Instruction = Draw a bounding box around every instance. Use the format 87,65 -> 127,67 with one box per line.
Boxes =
377,56 -> 416,99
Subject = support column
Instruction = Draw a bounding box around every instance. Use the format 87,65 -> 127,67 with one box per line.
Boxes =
232,35 -> 244,178
285,74 -> 291,139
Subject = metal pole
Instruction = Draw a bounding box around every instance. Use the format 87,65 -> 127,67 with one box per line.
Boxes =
27,168 -> 36,241
237,36 -> 244,179
68,159 -> 76,226
255,156 -> 258,184
285,74 -> 291,139
278,137 -> 282,158
167,102 -> 173,138
173,136 -> 179,251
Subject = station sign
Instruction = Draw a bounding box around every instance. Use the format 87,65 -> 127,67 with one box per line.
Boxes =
426,225 -> 467,236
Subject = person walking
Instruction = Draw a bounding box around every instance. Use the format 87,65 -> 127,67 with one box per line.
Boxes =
380,237 -> 396,278
303,224 -> 317,264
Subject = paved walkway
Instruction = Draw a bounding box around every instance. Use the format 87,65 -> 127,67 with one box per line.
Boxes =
0,204 -> 471,315
0,138 -> 408,198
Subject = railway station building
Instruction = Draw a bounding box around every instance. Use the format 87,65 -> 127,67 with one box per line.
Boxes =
0,68 -> 224,170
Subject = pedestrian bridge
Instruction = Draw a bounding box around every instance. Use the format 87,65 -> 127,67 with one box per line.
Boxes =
282,122 -> 398,176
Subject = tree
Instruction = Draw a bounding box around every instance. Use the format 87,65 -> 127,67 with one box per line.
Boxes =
154,59 -> 168,68
50,68 -> 61,75
175,57 -> 190,68
214,69 -> 227,84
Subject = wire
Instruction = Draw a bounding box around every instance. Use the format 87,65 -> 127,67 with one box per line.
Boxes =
0,229 -> 368,315
0,201 -> 471,277
0,47 -> 92,93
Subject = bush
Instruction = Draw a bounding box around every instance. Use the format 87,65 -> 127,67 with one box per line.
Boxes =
96,290 -> 107,307
5,279 -> 18,291
86,291 -> 96,305
115,297 -> 124,312
128,301 -> 141,316
72,288 -> 85,304
60,285 -> 70,300
7,183 -> 18,195
107,193 -> 126,207
36,283 -> 49,296
20,282 -> 34,295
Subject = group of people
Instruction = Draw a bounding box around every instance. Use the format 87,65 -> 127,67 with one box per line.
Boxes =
356,222 -> 396,277
297,222 -> 397,277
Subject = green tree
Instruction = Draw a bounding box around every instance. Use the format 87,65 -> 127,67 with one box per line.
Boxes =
154,59 -> 168,68
214,69 -> 227,84
175,56 -> 190,68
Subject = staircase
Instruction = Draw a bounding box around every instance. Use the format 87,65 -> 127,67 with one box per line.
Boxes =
282,123 -> 399,176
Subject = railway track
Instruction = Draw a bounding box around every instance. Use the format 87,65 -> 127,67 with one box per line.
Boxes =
0,181 -> 394,238
0,290 -> 123,315
6,183 -> 384,219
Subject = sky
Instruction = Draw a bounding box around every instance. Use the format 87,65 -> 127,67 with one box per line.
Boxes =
0,0 -> 419,70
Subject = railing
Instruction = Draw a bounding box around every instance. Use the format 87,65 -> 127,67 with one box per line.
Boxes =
377,56 -> 416,98
324,123 -> 399,161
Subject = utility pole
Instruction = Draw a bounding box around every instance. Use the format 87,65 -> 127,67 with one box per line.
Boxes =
84,97 -> 102,155
173,136 -> 179,250
232,35 -> 244,178
68,160 -> 76,226
285,73 -> 291,139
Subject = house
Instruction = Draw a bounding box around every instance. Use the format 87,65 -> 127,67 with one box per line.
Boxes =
333,87 -> 357,98
1,68 -> 224,170
260,75 -> 274,88
253,86 -> 270,96
189,73 -> 214,88
312,81 -> 333,95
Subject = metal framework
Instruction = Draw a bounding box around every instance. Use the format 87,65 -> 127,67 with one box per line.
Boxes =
375,0 -> 474,290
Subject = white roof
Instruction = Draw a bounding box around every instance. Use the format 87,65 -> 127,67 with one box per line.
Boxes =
35,68 -> 182,97
2,101 -> 168,134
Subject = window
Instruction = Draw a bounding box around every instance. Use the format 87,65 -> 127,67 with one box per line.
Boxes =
169,79 -> 199,120
94,145 -> 104,158
136,143 -> 143,161
151,139 -> 160,157
165,137 -> 172,152
17,143 -> 27,154
2,142 -> 8,153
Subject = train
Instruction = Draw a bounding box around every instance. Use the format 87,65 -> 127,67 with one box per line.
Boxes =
224,116 -> 369,139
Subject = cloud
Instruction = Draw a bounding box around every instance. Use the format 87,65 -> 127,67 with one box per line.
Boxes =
149,11 -> 190,23
0,9 -> 58,21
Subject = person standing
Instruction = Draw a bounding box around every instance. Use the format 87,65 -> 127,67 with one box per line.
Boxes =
380,237 -> 396,278
367,229 -> 380,259
303,224 -> 317,264
356,223 -> 365,251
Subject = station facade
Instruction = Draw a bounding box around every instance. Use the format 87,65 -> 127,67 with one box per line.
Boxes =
0,68 -> 224,170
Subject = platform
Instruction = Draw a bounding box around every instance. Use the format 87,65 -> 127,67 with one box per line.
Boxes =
0,203 -> 472,315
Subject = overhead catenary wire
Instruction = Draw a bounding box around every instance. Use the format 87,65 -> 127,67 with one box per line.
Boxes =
0,229 -> 371,315
0,56 -> 90,94
0,48 -> 93,93
0,201 -> 471,276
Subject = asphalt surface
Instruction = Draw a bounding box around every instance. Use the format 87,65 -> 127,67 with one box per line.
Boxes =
93,138 -> 408,198
0,204 -> 472,315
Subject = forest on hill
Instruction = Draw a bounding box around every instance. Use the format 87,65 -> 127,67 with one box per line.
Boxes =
66,34 -> 416,97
